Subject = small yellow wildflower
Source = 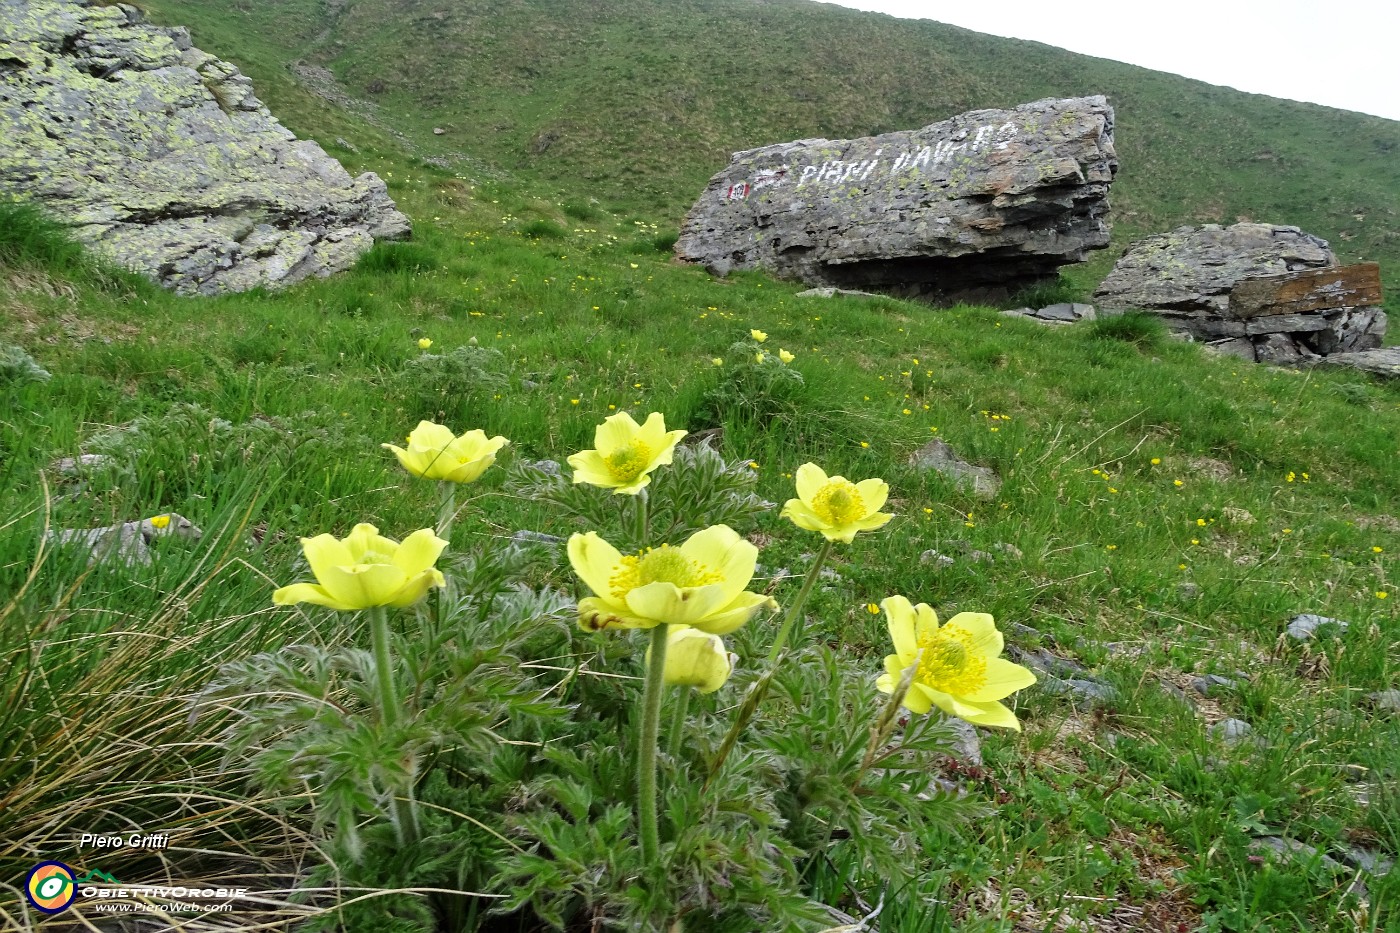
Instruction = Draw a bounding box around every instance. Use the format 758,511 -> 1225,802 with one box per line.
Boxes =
568,412 -> 686,495
711,357 -> 724,366
273,524 -> 447,611
750,329 -> 768,342
779,348 -> 796,363
755,352 -> 765,363
148,514 -> 171,530
1379,591 -> 1390,600
781,463 -> 893,543
1150,458 -> 1161,465
383,421 -> 509,484
418,337 -> 433,350
866,603 -> 881,615
567,525 -> 775,633
1373,546 -> 1384,554
875,596 -> 1036,730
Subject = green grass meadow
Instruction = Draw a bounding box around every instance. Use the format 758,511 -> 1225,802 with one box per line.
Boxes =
3,1 -> 1400,929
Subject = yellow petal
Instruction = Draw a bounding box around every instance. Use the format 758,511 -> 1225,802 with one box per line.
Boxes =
272,582 -> 357,611
681,524 -> 755,602
794,463 -> 828,503
578,595 -> 654,631
567,532 -> 622,599
854,477 -> 889,514
317,561 -> 408,609
391,528 -> 448,576
947,697 -> 1022,731
852,512 -> 893,532
880,596 -> 919,659
408,421 -> 456,449
387,568 -> 447,607
945,612 -> 1002,657
626,581 -> 730,627
301,533 -> 354,584
902,681 -> 936,714
383,442 -> 431,478
343,523 -> 392,562
567,449 -> 618,487
912,602 -> 941,645
689,591 -> 775,635
780,499 -> 826,533
595,411 -> 642,452
961,658 -> 1037,703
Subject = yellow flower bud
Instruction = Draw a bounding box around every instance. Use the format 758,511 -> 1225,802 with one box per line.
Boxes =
418,337 -> 433,349
654,625 -> 733,693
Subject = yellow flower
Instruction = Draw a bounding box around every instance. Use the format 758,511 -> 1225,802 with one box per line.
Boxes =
652,625 -> 733,693
781,463 -> 892,543
1379,591 -> 1390,600
778,348 -> 795,363
711,357 -> 724,366
568,525 -> 776,633
147,514 -> 171,530
1150,458 -> 1161,465
418,337 -> 433,349
875,596 -> 1036,730
383,421 -> 509,483
273,523 -> 446,611
750,329 -> 768,342
567,411 -> 687,495
755,352 -> 765,363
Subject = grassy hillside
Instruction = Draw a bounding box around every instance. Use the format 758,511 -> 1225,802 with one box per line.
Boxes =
139,0 -> 1400,303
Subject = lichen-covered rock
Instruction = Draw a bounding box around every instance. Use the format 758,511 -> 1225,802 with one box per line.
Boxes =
676,96 -> 1118,305
1092,224 -> 1390,366
1094,223 -> 1337,321
0,0 -> 410,294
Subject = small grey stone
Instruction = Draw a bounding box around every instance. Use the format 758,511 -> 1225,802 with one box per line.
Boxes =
511,530 -> 563,546
1159,681 -> 1195,706
432,126 -> 446,135
1178,582 -> 1202,600
919,549 -> 955,568
946,717 -> 982,766
1034,302 -> 1095,322
1337,846 -> 1394,876
1251,837 -> 1349,875
1062,679 -> 1116,703
1286,613 -> 1349,641
1008,646 -> 1085,678
1191,674 -> 1238,696
990,542 -> 1024,559
1367,690 -> 1400,712
1210,718 -> 1253,744
908,439 -> 1001,499
528,459 -> 562,476
520,379 -> 540,389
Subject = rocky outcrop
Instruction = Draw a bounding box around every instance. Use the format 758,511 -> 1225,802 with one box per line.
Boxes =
1093,225 -> 1386,365
0,0 -> 411,294
675,96 -> 1118,305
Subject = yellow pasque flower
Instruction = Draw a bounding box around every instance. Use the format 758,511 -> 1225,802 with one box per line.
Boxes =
383,420 -> 509,483
781,462 -> 892,543
875,596 -> 1036,730
652,625 -> 734,693
778,348 -> 795,364
750,329 -> 768,342
273,523 -> 447,611
567,525 -> 776,633
418,337 -> 433,349
568,412 -> 686,495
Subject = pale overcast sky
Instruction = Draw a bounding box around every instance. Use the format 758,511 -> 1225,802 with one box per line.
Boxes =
820,1 -> 1400,122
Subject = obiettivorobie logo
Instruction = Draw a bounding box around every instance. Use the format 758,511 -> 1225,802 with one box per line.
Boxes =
24,861 -> 81,914
23,861 -> 247,916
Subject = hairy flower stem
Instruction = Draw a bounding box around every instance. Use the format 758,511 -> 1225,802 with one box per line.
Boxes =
666,685 -> 691,762
436,481 -> 456,542
638,625 -> 670,866
628,489 -> 651,551
766,539 -> 833,664
369,604 -> 419,844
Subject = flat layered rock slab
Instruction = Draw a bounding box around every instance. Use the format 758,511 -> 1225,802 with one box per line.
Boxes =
0,0 -> 411,294
1313,347 -> 1400,379
676,96 -> 1118,305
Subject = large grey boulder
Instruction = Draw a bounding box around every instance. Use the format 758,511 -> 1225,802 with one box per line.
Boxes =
1091,224 -> 1393,366
1094,223 -> 1337,321
0,0 -> 410,294
676,96 -> 1118,305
